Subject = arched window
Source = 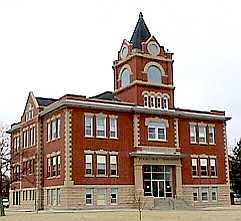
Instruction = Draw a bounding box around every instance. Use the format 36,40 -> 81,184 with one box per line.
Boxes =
147,65 -> 162,85
162,96 -> 168,110
121,68 -> 130,88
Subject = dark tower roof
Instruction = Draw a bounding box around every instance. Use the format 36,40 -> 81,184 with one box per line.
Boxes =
130,12 -> 151,49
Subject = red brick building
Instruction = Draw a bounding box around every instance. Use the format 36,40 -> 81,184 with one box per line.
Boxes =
9,13 -> 231,210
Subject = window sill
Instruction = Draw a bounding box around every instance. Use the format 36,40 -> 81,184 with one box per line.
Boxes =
110,175 -> 119,178
84,175 -> 94,177
198,142 -> 208,145
210,176 -> 218,178
96,136 -> 108,139
148,139 -> 167,142
47,175 -> 61,179
47,137 -> 61,143
193,176 -> 218,179
84,135 -> 94,138
109,137 -> 118,140
96,175 -> 108,178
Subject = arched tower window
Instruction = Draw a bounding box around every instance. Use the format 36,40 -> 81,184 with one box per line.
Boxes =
147,65 -> 162,85
121,68 -> 131,88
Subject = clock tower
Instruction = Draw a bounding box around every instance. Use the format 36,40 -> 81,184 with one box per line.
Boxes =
113,12 -> 175,110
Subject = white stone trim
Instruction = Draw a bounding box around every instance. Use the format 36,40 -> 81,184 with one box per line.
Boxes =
143,61 -> 166,76
118,64 -> 133,81
145,117 -> 169,128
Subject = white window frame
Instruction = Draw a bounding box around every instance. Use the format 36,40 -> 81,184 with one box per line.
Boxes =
208,126 -> 215,144
211,187 -> 217,201
193,188 -> 199,202
85,189 -> 93,205
47,122 -> 51,141
200,158 -> 208,176
148,122 -> 167,141
201,187 -> 209,202
85,154 -> 93,175
85,115 -> 93,137
52,120 -> 57,139
96,116 -> 106,138
199,125 -> 207,144
190,124 -> 197,144
192,158 -> 198,177
110,155 -> 117,176
150,95 -> 155,108
144,95 -> 149,107
32,127 -> 36,146
162,96 -> 168,110
109,117 -> 117,139
110,188 -> 118,205
97,155 -> 106,175
57,118 -> 61,138
210,158 -> 217,177
156,96 -> 162,109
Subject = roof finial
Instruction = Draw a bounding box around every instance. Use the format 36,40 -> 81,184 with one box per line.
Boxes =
139,12 -> 143,19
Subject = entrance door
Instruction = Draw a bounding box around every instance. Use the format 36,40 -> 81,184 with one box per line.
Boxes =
143,165 -> 173,198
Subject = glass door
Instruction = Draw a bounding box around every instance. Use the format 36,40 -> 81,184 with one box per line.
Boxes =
143,165 -> 173,198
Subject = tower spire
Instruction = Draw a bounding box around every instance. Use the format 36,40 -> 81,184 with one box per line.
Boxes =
130,12 -> 151,49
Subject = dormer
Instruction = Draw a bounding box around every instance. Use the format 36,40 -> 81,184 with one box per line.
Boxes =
113,12 -> 175,109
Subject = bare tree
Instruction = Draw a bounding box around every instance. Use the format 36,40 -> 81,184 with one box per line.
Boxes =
0,123 -> 10,216
134,191 -> 146,221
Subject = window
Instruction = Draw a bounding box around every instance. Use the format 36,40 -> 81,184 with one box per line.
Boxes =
147,65 -> 162,85
22,130 -> 28,148
190,125 -> 197,143
85,189 -> 93,205
201,187 -> 208,202
52,120 -> 57,139
144,95 -> 149,107
156,96 -> 162,109
192,158 -> 198,176
47,118 -> 61,141
47,158 -> 51,177
111,188 -> 118,204
97,155 -> 106,175
56,188 -> 61,205
85,115 -> 93,137
56,118 -> 61,138
32,127 -> 36,146
57,155 -> 61,176
208,126 -> 215,144
110,117 -> 117,138
29,128 -> 32,146
52,156 -> 57,176
210,159 -> 217,176
211,187 -> 217,201
162,97 -> 168,110
96,117 -> 106,137
85,155 -> 93,175
150,95 -> 155,108
148,122 -> 167,141
47,122 -> 51,141
47,189 -> 51,205
110,155 -> 117,176
199,125 -> 206,144
193,188 -> 199,202
97,189 -> 106,206
200,159 -> 208,176
121,68 -> 130,87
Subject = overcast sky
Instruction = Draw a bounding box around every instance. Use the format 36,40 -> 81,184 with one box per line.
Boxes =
0,0 -> 240,151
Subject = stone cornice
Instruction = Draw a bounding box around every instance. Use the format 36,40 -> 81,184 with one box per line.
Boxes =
38,99 -> 230,122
